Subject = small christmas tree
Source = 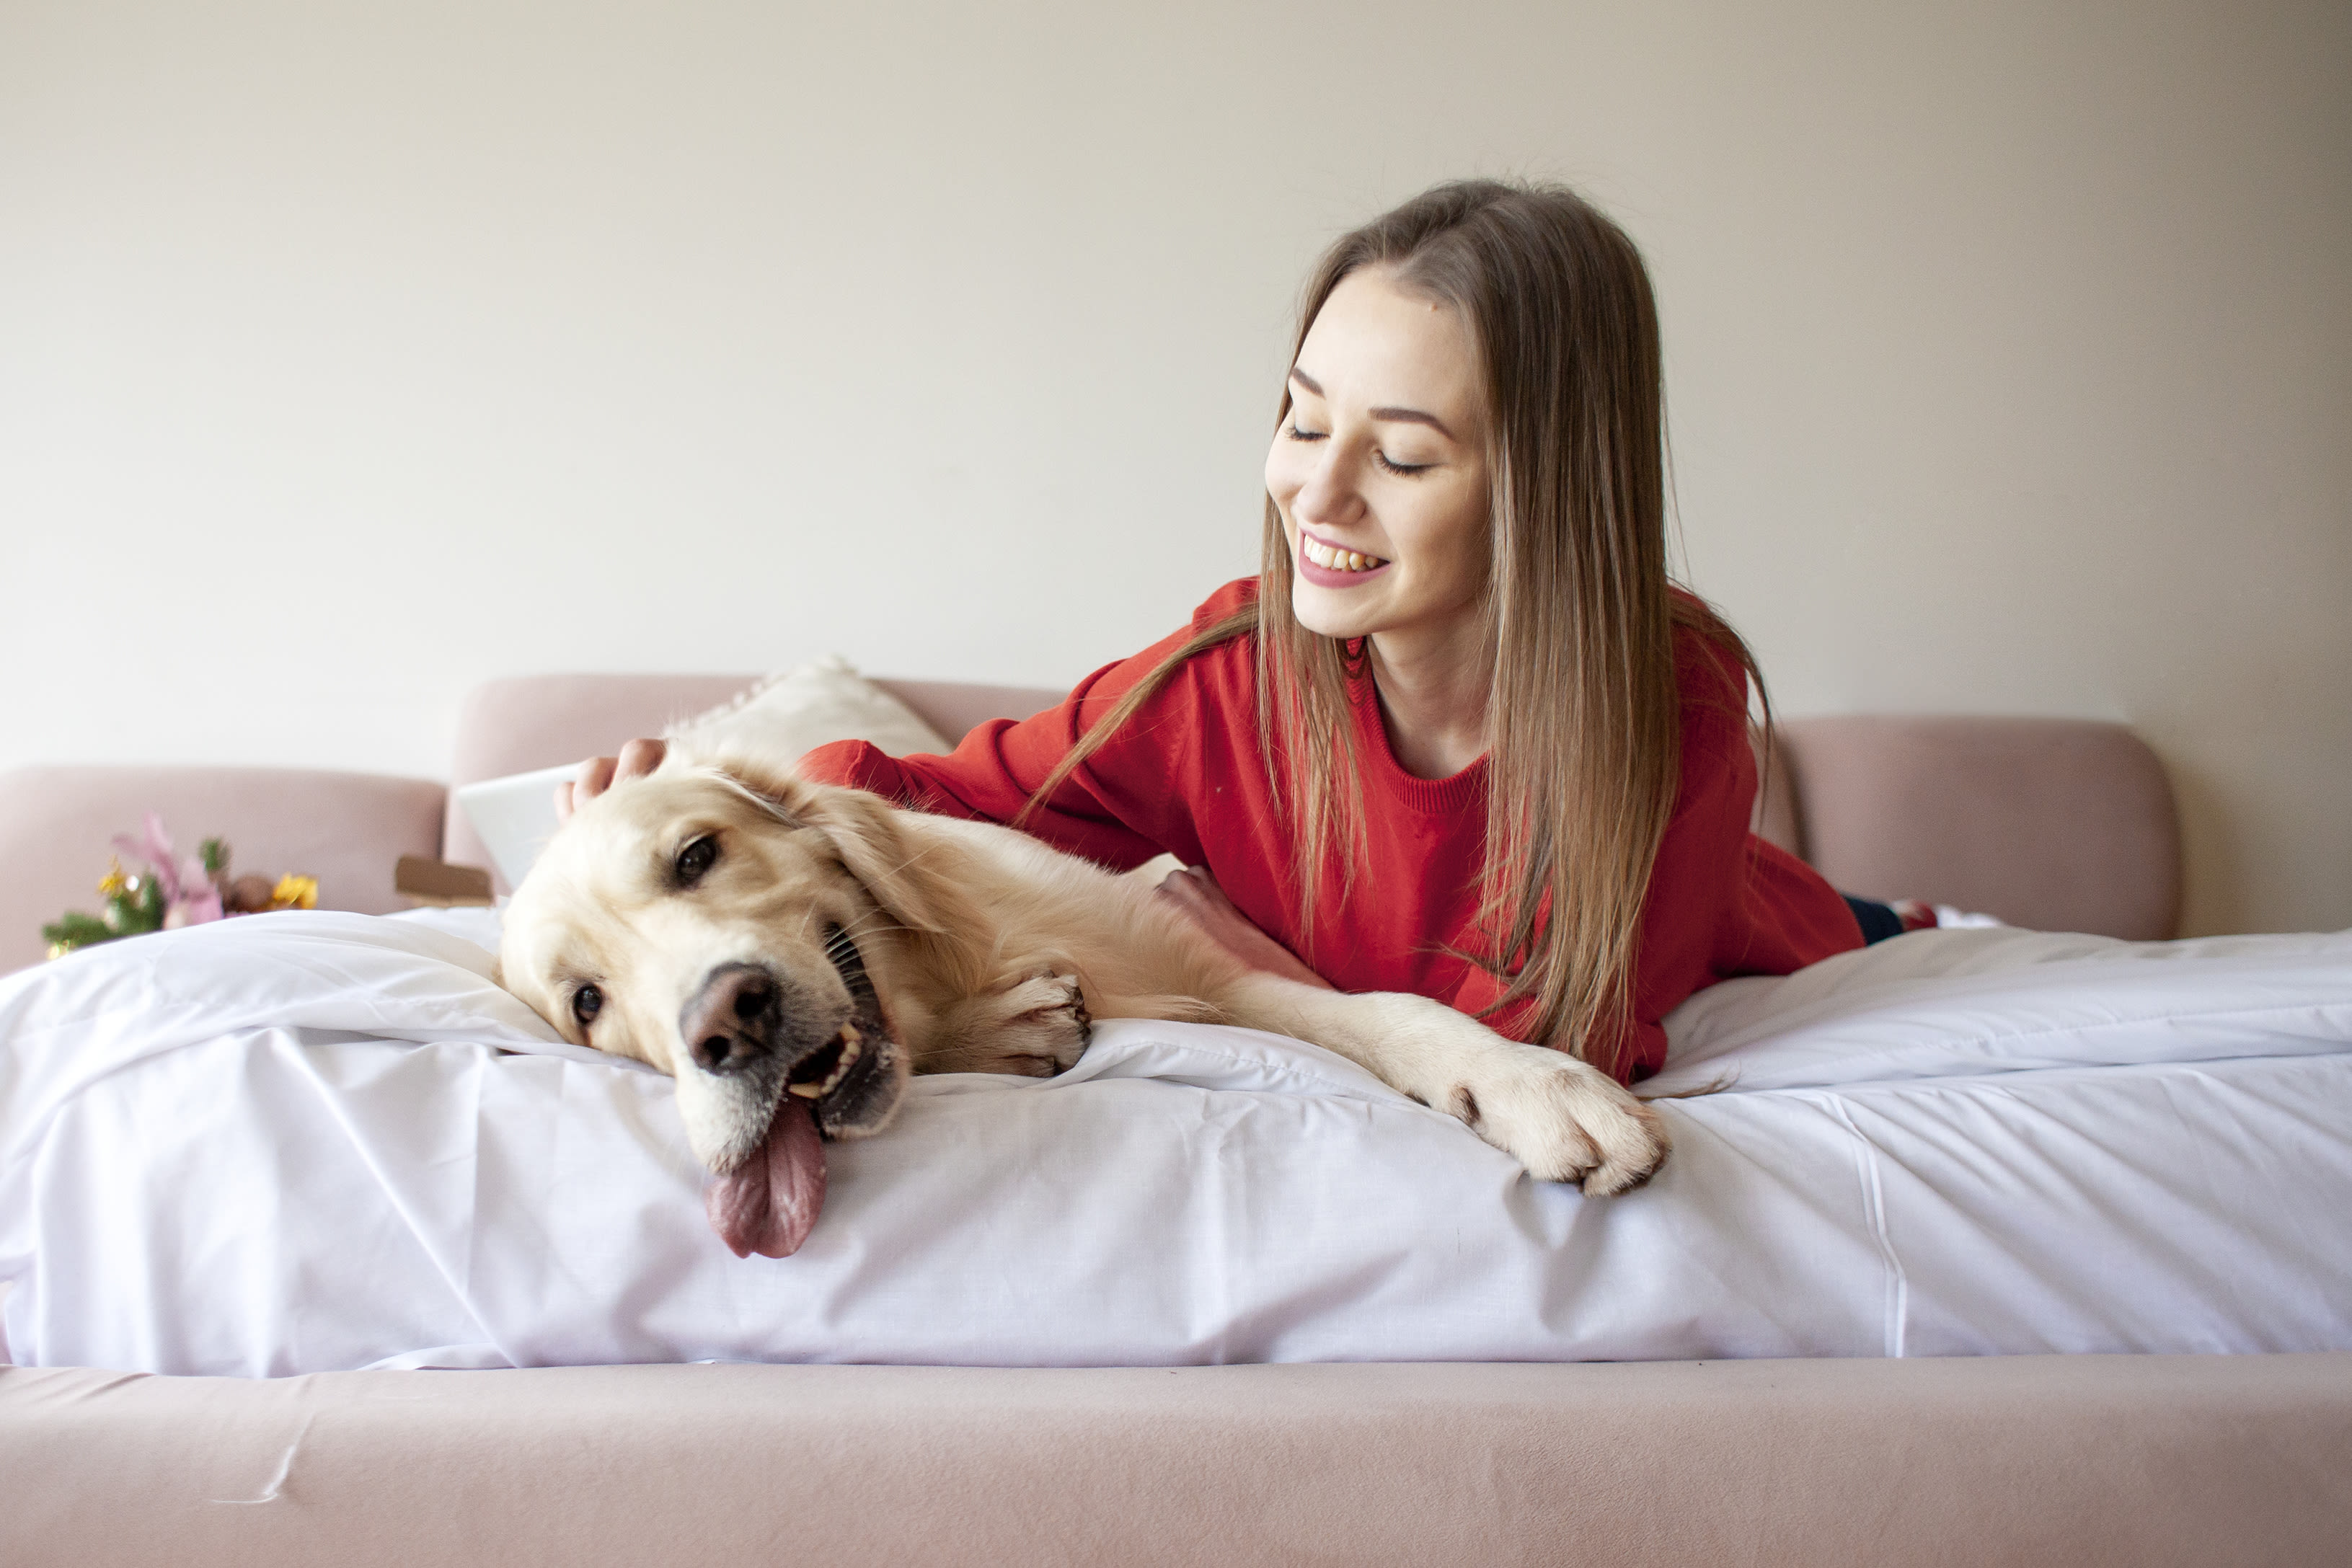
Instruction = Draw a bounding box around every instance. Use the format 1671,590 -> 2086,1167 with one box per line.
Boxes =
42,858 -> 167,958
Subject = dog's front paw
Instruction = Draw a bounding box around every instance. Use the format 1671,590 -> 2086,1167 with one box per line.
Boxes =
925,970 -> 1092,1077
993,968 -> 1092,1073
1446,1046 -> 1668,1195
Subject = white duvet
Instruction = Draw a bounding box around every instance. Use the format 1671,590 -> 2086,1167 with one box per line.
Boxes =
1,910 -> 2348,1375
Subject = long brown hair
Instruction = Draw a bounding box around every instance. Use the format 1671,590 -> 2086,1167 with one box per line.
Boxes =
1027,180 -> 1761,1078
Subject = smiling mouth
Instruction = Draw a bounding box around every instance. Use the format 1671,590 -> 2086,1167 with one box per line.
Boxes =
1300,533 -> 1389,573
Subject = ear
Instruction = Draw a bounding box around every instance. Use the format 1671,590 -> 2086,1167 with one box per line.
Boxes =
796,782 -> 988,939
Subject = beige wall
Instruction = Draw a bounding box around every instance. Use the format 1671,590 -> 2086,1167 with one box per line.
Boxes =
1,1 -> 2346,936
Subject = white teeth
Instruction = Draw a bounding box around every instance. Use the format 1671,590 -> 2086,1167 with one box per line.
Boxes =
784,1028 -> 867,1100
1304,538 -> 1384,572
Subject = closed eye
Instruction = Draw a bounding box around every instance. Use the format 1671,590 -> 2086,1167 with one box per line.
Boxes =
675,835 -> 719,886
1286,424 -> 1428,475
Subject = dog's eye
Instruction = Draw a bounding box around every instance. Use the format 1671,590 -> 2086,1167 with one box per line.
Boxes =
572,984 -> 604,1027
675,835 -> 719,885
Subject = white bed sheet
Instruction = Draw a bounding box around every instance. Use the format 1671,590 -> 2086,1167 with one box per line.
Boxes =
1,910 -> 2347,1375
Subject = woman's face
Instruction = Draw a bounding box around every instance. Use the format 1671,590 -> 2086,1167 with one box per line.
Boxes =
1265,265 -> 1491,650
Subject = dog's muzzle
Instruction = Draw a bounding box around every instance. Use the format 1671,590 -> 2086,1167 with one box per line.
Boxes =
688,927 -> 903,1261
674,930 -> 897,1130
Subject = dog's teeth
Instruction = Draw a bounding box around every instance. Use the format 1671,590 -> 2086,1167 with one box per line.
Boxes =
821,1042 -> 862,1094
786,1081 -> 824,1099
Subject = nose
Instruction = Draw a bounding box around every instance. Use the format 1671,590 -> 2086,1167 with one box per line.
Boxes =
678,963 -> 777,1076
1288,443 -> 1363,531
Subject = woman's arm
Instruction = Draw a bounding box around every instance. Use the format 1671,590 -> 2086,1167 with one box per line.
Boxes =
795,696 -> 1172,870
552,641 -> 1198,848
553,716 -> 1163,867
800,583 -> 1260,865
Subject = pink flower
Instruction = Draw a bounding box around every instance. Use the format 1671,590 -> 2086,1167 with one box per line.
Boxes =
112,811 -> 224,927
162,885 -> 225,929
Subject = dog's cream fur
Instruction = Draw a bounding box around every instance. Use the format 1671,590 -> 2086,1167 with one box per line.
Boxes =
498,750 -> 1668,1195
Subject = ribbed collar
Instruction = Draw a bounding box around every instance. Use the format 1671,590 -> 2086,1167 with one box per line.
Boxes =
1346,669 -> 1487,815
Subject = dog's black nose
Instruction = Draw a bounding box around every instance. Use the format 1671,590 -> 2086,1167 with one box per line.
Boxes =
679,963 -> 776,1076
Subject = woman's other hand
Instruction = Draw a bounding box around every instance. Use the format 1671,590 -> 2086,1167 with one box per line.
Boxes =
554,738 -> 668,820
1153,864 -> 1335,990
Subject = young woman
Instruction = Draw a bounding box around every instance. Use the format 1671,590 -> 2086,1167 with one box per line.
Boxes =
567,180 -> 1899,1086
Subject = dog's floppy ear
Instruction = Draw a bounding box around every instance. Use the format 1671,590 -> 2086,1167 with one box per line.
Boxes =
672,746 -> 981,937
796,782 -> 987,939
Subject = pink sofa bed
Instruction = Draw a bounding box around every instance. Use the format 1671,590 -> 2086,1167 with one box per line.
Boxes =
6,676 -> 2347,1567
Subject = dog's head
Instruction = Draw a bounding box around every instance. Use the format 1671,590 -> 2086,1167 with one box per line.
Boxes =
498,758 -> 927,1258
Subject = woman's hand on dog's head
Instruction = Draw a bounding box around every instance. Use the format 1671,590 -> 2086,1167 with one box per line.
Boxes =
554,738 -> 668,821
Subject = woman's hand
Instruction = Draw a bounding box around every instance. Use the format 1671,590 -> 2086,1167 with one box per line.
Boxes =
1152,864 -> 1335,991
554,737 -> 668,820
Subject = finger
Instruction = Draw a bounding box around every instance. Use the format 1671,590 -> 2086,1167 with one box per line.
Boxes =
615,737 -> 668,783
575,754 -> 619,804
1182,865 -> 1239,912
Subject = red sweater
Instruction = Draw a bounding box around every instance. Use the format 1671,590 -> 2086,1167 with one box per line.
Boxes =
800,579 -> 1862,1083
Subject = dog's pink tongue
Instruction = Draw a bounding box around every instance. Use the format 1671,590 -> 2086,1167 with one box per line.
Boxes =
704,1102 -> 826,1259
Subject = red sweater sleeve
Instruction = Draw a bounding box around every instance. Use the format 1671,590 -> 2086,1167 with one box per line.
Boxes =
1596,634 -> 1864,1080
796,583 -> 1256,871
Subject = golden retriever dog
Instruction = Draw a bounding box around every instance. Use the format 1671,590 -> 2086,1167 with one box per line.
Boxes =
498,750 -> 1668,1257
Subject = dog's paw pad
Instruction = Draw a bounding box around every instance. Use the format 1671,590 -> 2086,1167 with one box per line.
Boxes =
1454,1049 -> 1666,1195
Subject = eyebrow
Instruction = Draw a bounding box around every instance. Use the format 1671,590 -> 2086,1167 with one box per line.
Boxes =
1288,368 -> 1456,440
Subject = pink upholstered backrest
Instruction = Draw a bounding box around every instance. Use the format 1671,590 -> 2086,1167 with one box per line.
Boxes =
0,766 -> 446,973
1774,716 -> 2181,940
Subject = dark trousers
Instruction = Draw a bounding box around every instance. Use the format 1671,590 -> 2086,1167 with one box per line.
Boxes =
1844,895 -> 1906,945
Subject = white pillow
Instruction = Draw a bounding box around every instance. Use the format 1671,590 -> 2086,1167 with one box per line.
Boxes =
456,658 -> 950,890
663,655 -> 950,768
452,764 -> 584,891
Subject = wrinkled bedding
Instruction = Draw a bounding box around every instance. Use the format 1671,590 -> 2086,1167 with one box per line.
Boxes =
1,911 -> 2347,1375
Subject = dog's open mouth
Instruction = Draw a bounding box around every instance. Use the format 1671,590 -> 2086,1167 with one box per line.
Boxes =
703,926 -> 895,1261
